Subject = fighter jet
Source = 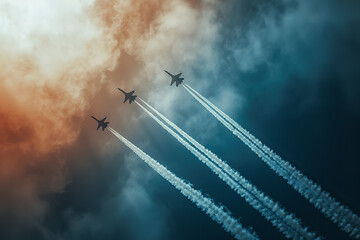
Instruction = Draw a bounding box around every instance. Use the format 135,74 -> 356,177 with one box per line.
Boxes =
164,70 -> 184,87
118,88 -> 137,104
91,116 -> 109,131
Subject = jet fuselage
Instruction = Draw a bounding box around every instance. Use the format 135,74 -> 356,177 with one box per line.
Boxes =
91,116 -> 109,131
118,88 -> 137,104
165,70 -> 184,87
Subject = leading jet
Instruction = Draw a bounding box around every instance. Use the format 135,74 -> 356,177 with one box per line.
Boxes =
164,70 -> 184,87
118,88 -> 137,104
91,116 -> 109,131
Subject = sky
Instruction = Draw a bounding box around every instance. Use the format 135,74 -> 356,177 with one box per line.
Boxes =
0,0 -> 359,239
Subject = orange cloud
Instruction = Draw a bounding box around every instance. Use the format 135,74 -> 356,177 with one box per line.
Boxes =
0,0 -> 119,232
0,0 -> 216,236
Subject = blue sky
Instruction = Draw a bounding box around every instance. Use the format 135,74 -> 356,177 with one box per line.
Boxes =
1,0 -> 360,239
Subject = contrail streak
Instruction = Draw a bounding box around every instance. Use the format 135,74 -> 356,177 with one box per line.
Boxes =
136,99 -> 318,239
184,84 -> 360,238
108,127 -> 257,240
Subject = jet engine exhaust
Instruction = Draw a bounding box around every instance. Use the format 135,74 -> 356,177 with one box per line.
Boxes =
137,98 -> 318,240
184,84 -> 360,239
108,127 -> 258,240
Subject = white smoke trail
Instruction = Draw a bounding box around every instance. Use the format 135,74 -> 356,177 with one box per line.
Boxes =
136,99 -> 318,239
184,84 -> 360,238
108,127 -> 257,240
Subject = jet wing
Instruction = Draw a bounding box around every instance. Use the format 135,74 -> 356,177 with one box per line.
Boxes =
175,73 -> 182,77
101,117 -> 106,122
97,124 -> 101,130
129,90 -> 135,95
170,79 -> 175,86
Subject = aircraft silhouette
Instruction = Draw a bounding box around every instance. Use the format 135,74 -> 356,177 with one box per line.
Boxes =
91,116 -> 109,131
118,88 -> 137,104
165,70 -> 184,87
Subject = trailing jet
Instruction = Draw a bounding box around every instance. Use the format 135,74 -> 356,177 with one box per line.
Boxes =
165,70 -> 184,87
118,88 -> 137,104
91,116 -> 109,131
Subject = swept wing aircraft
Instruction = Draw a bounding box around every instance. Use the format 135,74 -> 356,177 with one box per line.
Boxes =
118,88 -> 137,104
165,70 -> 184,87
91,116 -> 109,131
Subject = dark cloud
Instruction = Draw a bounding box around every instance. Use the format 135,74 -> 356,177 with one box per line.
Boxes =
191,0 -> 360,238
2,0 -> 360,239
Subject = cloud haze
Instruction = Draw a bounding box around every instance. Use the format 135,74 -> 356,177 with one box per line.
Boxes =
0,0 -> 222,239
1,0 -> 359,239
